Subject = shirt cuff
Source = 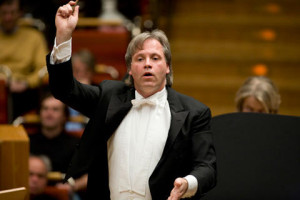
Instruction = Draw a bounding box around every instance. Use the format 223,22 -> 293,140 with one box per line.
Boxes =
182,175 -> 198,198
50,37 -> 72,64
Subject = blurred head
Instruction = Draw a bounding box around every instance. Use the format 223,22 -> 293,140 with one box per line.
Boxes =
125,29 -> 173,89
235,76 -> 281,114
0,0 -> 21,34
29,155 -> 50,196
39,93 -> 69,135
72,49 -> 95,85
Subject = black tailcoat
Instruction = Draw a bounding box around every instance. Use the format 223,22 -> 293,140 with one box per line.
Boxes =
47,55 -> 216,199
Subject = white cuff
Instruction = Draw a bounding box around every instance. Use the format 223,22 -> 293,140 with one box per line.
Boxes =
182,175 -> 198,198
50,37 -> 72,64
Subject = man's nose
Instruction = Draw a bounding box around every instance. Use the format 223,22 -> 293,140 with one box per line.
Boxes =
144,58 -> 152,69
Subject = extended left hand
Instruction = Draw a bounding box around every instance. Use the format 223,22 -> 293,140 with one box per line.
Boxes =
167,178 -> 188,200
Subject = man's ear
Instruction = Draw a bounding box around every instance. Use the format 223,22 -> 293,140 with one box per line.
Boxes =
166,65 -> 170,74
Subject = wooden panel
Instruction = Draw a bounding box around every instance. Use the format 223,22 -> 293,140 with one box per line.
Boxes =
173,0 -> 300,16
0,125 -> 29,200
168,0 -> 300,116
0,187 -> 27,200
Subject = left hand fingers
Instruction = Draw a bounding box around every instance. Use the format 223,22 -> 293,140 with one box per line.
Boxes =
168,188 -> 181,200
167,178 -> 188,200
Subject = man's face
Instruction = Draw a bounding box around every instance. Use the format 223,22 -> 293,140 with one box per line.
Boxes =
29,157 -> 48,196
40,97 -> 66,130
129,38 -> 170,97
0,1 -> 21,33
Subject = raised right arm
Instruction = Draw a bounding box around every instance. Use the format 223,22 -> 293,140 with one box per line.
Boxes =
50,1 -> 79,65
47,1 -> 100,118
55,1 -> 79,45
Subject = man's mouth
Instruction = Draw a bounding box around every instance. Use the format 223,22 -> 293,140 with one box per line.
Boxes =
143,72 -> 153,77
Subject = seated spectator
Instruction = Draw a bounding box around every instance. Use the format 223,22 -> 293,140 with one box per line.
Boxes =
72,49 -> 95,85
65,49 -> 95,132
29,154 -> 58,200
29,93 -> 87,200
0,0 -> 48,121
235,76 -> 281,114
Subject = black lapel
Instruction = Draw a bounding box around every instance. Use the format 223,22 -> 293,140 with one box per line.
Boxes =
158,87 -> 189,164
105,88 -> 135,137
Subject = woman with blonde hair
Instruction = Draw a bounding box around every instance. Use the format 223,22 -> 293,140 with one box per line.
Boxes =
235,76 -> 281,114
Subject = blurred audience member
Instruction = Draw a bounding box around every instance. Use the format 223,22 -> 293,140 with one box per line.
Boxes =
72,49 -> 95,85
65,49 -> 95,132
29,154 -> 58,200
29,93 -> 87,200
0,0 -> 48,121
235,76 -> 281,114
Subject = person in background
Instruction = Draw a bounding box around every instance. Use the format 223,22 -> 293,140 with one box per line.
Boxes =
29,93 -> 87,200
65,49 -> 96,132
29,154 -> 58,200
235,76 -> 281,114
46,1 -> 217,199
0,0 -> 48,121
72,49 -> 95,85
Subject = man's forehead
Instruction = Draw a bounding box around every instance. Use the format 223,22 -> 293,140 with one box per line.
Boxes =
42,98 -> 64,108
133,39 -> 163,54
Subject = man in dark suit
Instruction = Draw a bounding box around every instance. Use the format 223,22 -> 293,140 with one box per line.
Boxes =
46,1 -> 216,199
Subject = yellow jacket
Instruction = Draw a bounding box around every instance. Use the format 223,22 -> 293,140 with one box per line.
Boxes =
0,26 -> 48,88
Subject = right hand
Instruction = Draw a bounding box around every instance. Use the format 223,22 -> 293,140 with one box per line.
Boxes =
55,1 -> 79,45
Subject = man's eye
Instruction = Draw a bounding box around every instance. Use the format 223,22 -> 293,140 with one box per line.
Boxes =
137,58 -> 143,61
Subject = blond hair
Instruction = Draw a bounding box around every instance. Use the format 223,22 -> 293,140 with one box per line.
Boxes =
235,76 -> 281,114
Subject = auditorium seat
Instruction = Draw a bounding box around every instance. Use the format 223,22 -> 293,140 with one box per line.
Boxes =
202,112 -> 300,200
92,64 -> 120,85
72,20 -> 131,81
13,111 -> 85,138
44,186 -> 69,200
0,65 -> 12,124
0,79 -> 8,124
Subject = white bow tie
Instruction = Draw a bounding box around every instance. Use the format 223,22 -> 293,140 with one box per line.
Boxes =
131,99 -> 157,108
